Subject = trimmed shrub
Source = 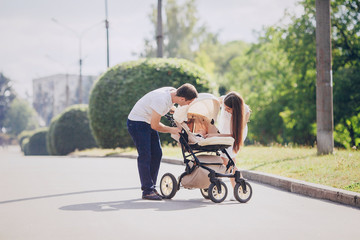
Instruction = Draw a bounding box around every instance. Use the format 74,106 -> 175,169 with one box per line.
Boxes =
89,58 -> 211,148
18,130 -> 35,152
22,138 -> 30,155
46,114 -> 61,155
26,128 -> 49,155
48,104 -> 97,155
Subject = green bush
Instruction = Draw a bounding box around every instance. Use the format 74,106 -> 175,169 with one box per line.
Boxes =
22,138 -> 30,155
48,104 -> 97,155
26,128 -> 49,155
89,58 -> 211,148
18,130 -> 36,152
46,114 -> 61,155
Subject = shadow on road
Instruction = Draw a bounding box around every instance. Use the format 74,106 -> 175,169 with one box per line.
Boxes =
59,198 -> 238,212
0,187 -> 139,205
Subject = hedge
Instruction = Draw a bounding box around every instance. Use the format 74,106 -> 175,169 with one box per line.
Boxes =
25,128 -> 49,155
47,104 -> 97,155
89,58 -> 211,148
18,130 -> 36,152
46,114 -> 61,155
22,138 -> 30,155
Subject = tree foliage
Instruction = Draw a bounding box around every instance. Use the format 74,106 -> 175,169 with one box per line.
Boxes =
0,73 -> 16,131
223,0 -> 360,148
4,98 -> 38,136
138,0 -> 359,148
141,0 -> 213,60
226,30 -> 299,144
277,0 -> 360,148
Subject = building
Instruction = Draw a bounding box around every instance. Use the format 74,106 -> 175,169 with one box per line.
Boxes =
33,74 -> 97,125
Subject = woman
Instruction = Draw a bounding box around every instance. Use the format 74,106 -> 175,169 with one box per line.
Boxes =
205,92 -> 250,193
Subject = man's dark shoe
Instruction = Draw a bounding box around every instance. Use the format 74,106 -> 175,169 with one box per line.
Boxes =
142,192 -> 162,201
153,189 -> 164,199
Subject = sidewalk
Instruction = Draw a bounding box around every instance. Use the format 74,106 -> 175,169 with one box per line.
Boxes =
116,153 -> 360,209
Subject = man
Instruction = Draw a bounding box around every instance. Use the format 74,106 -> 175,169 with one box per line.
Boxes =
127,83 -> 198,200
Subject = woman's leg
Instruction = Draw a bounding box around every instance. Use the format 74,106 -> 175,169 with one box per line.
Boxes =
221,156 -> 238,189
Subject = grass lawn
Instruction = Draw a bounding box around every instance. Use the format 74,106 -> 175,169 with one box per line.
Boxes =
72,145 -> 360,193
237,146 -> 360,193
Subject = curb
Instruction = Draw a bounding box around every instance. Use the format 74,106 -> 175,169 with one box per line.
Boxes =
240,170 -> 359,209
116,153 -> 360,209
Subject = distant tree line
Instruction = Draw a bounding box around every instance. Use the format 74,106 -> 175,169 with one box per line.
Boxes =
141,0 -> 360,149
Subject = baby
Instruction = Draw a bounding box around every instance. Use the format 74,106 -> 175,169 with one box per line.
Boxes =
186,113 -> 210,138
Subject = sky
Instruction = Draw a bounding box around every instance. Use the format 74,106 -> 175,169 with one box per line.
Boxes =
0,0 -> 303,99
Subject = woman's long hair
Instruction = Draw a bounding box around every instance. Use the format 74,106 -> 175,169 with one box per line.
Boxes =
224,92 -> 246,153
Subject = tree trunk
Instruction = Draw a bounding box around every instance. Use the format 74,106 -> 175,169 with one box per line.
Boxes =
316,0 -> 334,154
156,0 -> 163,58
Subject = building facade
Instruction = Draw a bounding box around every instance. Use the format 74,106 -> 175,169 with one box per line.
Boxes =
33,74 -> 97,125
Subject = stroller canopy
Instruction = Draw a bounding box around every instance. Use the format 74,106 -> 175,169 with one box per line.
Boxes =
174,93 -> 220,123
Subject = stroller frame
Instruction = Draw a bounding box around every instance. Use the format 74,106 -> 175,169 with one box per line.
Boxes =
160,114 -> 253,203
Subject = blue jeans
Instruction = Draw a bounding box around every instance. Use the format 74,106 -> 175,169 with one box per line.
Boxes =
127,119 -> 163,195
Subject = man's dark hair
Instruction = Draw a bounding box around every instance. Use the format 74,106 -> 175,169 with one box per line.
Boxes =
176,83 -> 198,100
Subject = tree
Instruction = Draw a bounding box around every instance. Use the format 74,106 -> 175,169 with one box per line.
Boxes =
279,0 -> 360,148
156,0 -> 164,57
0,73 -> 16,131
333,68 -> 360,148
195,38 -> 250,93
226,30 -> 297,144
141,0 -> 212,60
316,0 -> 333,154
331,0 -> 360,71
246,0 -> 360,147
4,98 -> 39,136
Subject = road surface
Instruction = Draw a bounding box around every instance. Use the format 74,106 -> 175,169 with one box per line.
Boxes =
1,146 -> 360,240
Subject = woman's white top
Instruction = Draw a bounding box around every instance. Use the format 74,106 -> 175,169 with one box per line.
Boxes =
218,101 -> 250,158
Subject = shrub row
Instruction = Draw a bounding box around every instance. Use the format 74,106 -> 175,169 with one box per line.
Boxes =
18,128 -> 49,155
46,104 -> 97,155
19,104 -> 97,156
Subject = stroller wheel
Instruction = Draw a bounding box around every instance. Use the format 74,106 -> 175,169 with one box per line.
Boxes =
160,173 -> 177,199
200,188 -> 210,199
208,181 -> 228,203
234,181 -> 253,203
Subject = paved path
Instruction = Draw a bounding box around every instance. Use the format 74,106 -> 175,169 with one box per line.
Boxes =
1,146 -> 360,240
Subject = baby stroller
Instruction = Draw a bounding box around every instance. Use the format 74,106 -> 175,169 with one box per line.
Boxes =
159,93 -> 253,203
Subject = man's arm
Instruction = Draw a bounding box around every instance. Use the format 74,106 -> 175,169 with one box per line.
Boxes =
150,110 -> 181,135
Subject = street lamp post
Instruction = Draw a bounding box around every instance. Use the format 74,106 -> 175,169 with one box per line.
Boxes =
51,18 -> 102,104
105,0 -> 110,68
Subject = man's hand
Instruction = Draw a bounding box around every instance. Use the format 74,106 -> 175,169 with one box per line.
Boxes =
151,110 -> 181,135
169,127 -> 181,136
169,106 -> 176,114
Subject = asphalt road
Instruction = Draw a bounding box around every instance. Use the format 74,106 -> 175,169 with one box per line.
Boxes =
1,146 -> 360,240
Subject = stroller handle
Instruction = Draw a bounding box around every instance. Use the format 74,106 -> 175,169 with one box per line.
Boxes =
164,113 -> 177,127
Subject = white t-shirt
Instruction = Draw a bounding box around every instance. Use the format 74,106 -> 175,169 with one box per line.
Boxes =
128,87 -> 175,124
218,102 -> 250,158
